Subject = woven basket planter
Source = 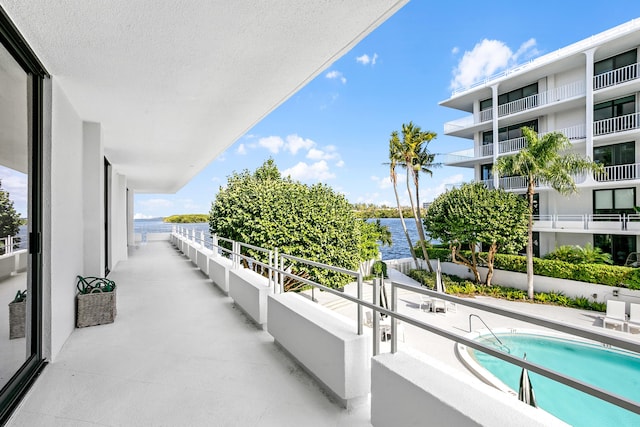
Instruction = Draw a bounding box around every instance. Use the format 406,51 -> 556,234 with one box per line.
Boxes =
76,290 -> 117,328
9,300 -> 26,339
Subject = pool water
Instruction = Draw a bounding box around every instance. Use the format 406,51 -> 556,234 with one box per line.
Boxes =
472,333 -> 640,426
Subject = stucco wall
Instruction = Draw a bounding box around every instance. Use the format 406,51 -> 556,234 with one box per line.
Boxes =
48,79 -> 85,360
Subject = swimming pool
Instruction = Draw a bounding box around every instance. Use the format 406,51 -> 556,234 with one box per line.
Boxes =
457,329 -> 640,427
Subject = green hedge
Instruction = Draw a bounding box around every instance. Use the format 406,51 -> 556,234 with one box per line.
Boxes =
426,248 -> 640,290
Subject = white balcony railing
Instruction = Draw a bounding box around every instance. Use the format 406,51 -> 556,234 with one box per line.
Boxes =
532,213 -> 640,231
479,108 -> 493,122
441,148 -> 475,165
498,123 -> 587,155
593,112 -> 640,136
497,80 -> 585,117
594,63 -> 639,90
476,144 -> 493,157
594,162 -> 640,182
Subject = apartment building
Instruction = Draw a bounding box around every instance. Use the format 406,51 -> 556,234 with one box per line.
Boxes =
441,19 -> 640,265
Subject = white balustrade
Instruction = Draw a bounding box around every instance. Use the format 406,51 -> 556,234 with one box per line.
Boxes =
594,162 -> 640,182
594,112 -> 640,136
594,63 -> 639,90
497,81 -> 585,117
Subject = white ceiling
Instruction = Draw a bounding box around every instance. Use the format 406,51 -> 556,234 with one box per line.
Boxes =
0,0 -> 408,193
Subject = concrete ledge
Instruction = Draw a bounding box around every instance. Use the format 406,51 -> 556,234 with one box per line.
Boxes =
196,247 -> 213,274
187,243 -> 198,265
229,267 -> 270,328
371,350 -> 568,427
0,253 -> 15,281
14,249 -> 27,273
209,256 -> 233,295
268,292 -> 371,408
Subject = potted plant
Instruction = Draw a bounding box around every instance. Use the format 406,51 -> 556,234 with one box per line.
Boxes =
76,276 -> 117,328
9,289 -> 26,339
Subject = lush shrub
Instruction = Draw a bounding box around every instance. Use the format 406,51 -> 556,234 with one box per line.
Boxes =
410,269 -> 607,312
544,244 -> 613,265
164,214 -> 209,223
428,248 -> 640,290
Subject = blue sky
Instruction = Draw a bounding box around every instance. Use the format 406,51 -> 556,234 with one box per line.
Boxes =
132,1 -> 640,219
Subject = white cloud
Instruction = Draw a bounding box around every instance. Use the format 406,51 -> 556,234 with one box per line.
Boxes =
285,134 -> 315,155
307,145 -> 339,161
258,136 -> 284,154
335,160 -> 345,168
0,166 -> 28,215
236,143 -> 247,155
137,198 -> 173,209
356,53 -> 378,66
450,38 -> 538,90
134,213 -> 156,220
282,160 -> 335,182
326,70 -> 347,84
451,46 -> 459,55
421,174 -> 466,202
370,174 -> 397,190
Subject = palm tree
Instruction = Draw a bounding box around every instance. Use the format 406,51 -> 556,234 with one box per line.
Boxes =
494,127 -> 602,299
388,122 -> 438,272
388,135 -> 420,269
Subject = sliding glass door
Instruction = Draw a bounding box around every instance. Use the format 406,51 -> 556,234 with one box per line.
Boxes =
0,8 -> 46,423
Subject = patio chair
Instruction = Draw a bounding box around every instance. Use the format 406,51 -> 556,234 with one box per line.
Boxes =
603,300 -> 626,331
364,311 -> 373,327
628,303 -> 640,334
419,295 -> 432,312
432,298 -> 446,313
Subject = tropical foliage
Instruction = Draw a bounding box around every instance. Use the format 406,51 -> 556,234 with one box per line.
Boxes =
423,183 -> 528,285
209,159 -> 390,290
387,122 -> 438,271
0,180 -> 21,255
494,127 -> 602,299
543,244 -> 613,265
163,214 -> 209,223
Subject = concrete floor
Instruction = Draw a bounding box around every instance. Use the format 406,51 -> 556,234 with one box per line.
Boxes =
7,241 -> 371,427
6,239 -> 640,426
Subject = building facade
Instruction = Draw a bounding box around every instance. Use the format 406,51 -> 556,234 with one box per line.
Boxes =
441,19 -> 640,265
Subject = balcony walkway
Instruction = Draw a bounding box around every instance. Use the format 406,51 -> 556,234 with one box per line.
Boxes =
8,240 -> 370,426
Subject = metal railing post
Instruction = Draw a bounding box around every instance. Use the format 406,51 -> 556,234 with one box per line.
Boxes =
373,278 -> 380,356
280,256 -> 284,293
212,234 -> 219,256
391,282 -> 397,354
273,247 -> 279,293
357,272 -> 363,335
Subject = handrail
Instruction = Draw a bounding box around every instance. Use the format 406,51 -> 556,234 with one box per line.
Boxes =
171,230 -> 640,416
468,313 -> 504,346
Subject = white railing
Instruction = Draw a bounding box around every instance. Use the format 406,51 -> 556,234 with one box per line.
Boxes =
0,235 -> 19,255
443,115 -> 475,134
479,108 -> 493,122
476,144 -> 493,157
594,162 -> 640,182
497,81 -> 585,117
498,124 -> 586,155
499,176 -> 529,190
442,149 -> 475,165
531,213 -> 640,231
594,63 -> 639,90
480,178 -> 495,189
594,112 -> 640,136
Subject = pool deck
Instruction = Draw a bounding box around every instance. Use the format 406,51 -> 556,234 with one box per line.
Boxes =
305,268 -> 640,375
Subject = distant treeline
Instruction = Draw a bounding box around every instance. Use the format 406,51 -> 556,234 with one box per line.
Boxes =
352,203 -> 425,219
163,214 -> 209,223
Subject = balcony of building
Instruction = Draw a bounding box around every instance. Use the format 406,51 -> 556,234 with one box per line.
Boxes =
594,63 -> 640,102
533,213 -> 640,234
594,112 -> 640,138
443,81 -> 585,139
8,233 -> 640,426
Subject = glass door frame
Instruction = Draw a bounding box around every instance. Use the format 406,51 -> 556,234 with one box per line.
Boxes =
0,6 -> 47,423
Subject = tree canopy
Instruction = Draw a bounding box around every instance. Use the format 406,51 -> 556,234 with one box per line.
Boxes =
423,182 -> 528,286
0,180 -> 21,254
209,159 -> 388,289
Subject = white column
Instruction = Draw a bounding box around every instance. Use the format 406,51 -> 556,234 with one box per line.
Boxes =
82,121 -> 104,276
584,48 -> 597,159
491,84 -> 500,189
127,188 -> 135,247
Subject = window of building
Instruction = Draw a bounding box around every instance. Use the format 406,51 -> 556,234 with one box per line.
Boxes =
594,95 -> 635,121
498,83 -> 538,105
594,49 -> 637,75
593,187 -> 636,215
594,234 -> 636,265
480,98 -> 492,111
594,141 -> 635,166
496,119 -> 538,142
481,164 -> 492,181
482,131 -> 493,145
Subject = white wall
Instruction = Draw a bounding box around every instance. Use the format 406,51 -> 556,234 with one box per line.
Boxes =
82,122 -> 104,276
554,66 -> 584,87
47,79 -> 85,360
110,171 -> 128,269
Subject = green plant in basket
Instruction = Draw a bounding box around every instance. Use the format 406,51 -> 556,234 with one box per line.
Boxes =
76,276 -> 116,294
12,289 -> 27,303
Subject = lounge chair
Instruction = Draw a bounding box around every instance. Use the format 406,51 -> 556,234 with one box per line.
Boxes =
603,300 -> 626,331
628,303 -> 640,334
419,295 -> 432,312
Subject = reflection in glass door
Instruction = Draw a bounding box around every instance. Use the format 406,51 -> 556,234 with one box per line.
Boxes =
0,38 -> 30,393
0,7 -> 45,422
